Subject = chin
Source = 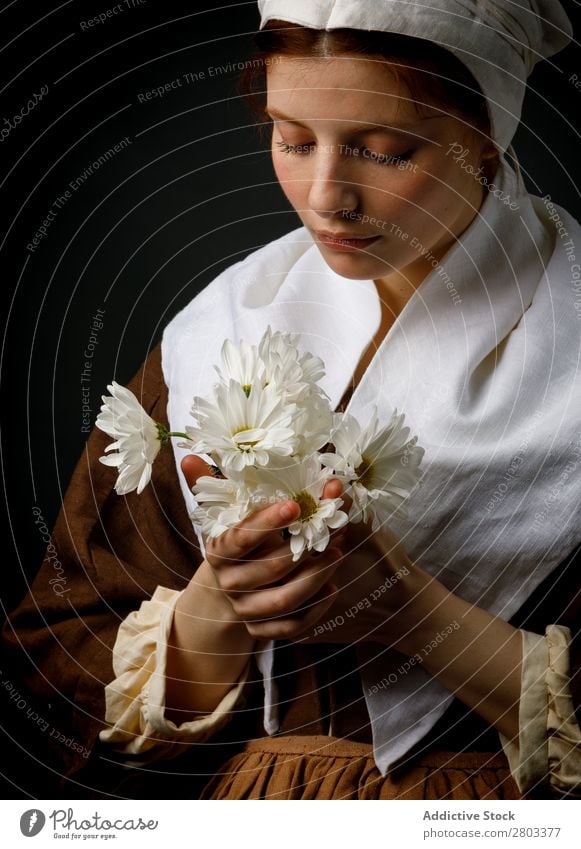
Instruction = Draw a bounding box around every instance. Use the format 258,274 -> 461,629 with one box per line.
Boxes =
318,248 -> 388,281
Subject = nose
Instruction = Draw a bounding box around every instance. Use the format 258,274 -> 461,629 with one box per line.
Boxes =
307,150 -> 359,218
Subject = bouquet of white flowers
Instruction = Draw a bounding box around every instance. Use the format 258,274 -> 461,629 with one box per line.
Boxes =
96,327 -> 425,559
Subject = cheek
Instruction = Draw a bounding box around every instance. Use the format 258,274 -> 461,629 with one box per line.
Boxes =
372,170 -> 443,229
388,162 -> 465,230
272,154 -> 307,208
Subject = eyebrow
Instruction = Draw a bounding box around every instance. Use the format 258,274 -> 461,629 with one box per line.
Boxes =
264,107 -> 440,134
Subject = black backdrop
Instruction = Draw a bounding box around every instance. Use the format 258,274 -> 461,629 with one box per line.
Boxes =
0,0 -> 580,797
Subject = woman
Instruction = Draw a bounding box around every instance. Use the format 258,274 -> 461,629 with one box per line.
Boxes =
4,0 -> 581,799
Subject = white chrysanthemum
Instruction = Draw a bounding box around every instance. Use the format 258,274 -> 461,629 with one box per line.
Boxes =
185,379 -> 298,474
321,408 -> 424,531
214,338 -> 265,396
190,475 -> 252,538
251,456 -> 348,561
212,327 -> 325,401
293,390 -> 334,456
259,327 -> 333,454
208,328 -> 332,456
96,381 -> 163,495
259,326 -> 325,400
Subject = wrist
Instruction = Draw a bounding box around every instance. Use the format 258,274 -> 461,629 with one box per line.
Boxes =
183,559 -> 247,632
166,560 -> 255,720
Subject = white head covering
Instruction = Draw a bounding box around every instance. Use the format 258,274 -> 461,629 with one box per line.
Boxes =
160,0 -> 580,777
257,0 -> 573,152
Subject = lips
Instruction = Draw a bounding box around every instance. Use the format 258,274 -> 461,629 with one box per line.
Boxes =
315,230 -> 378,240
314,230 -> 382,252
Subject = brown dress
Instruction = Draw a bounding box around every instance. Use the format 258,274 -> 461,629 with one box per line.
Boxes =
3,342 -> 580,799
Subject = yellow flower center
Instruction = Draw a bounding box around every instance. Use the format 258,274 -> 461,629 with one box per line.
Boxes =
355,455 -> 375,488
233,425 -> 261,450
242,384 -> 252,397
293,490 -> 318,521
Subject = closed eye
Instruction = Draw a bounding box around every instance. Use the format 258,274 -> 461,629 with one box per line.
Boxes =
274,140 -> 314,155
274,140 -> 415,165
360,147 -> 415,165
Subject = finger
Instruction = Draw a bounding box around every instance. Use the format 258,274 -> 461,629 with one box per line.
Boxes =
181,454 -> 223,490
322,476 -> 343,499
244,582 -> 337,641
217,542 -> 314,594
207,499 -> 301,565
321,476 -> 353,518
230,548 -> 343,619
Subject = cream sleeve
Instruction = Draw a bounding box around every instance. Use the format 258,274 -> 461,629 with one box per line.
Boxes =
499,625 -> 581,797
98,585 -> 252,761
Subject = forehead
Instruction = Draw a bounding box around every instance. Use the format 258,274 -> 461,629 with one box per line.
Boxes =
265,54 -> 431,126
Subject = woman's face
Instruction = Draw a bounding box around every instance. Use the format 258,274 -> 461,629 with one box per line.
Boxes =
266,54 -> 496,290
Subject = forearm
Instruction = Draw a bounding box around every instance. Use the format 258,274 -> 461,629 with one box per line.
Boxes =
165,560 -> 256,724
394,567 -> 522,740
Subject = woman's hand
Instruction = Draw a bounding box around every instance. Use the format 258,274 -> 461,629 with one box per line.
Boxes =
292,483 -> 523,742
166,454 -> 345,721
181,455 -> 346,641
292,498 -> 434,653
174,462 -> 522,741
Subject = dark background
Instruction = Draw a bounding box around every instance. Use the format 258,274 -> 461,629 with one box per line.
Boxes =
0,0 -> 579,797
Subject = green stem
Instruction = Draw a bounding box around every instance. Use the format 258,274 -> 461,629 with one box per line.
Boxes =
155,423 -> 191,446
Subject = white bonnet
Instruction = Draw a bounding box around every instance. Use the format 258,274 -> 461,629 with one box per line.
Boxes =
257,0 -> 573,152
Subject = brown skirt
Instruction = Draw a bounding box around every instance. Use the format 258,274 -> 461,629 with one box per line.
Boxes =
200,735 -> 521,800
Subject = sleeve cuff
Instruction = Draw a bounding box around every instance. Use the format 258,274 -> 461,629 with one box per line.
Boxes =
546,624 -> 581,795
499,624 -> 581,797
99,585 -> 251,760
498,628 -> 549,793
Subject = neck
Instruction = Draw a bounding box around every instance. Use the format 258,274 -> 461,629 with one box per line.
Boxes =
374,177 -> 488,308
